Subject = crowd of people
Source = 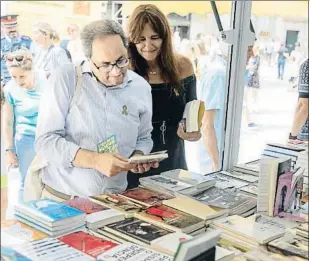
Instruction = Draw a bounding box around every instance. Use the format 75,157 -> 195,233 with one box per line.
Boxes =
0,5 -> 308,204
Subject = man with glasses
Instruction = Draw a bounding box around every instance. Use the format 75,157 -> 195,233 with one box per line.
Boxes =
1,14 -> 32,86
35,19 -> 157,200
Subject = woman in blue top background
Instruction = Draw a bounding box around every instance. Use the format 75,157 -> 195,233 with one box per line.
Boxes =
2,49 -> 46,200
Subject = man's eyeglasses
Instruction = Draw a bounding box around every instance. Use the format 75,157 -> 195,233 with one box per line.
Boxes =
91,58 -> 130,73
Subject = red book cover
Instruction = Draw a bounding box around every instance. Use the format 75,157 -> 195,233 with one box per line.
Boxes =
63,197 -> 109,214
120,187 -> 173,206
58,231 -> 117,258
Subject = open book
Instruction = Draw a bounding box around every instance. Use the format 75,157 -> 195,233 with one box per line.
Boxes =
182,100 -> 205,132
128,151 -> 168,164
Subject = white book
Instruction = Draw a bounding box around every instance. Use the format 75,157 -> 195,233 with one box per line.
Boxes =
265,144 -> 304,157
257,158 -> 291,216
86,209 -> 125,230
161,169 -> 216,188
129,151 -> 168,164
98,242 -> 173,261
174,230 -> 221,261
12,238 -> 95,261
216,246 -> 234,261
221,171 -> 259,183
182,100 -> 205,132
212,215 -> 286,244
151,232 -> 192,255
206,173 -> 249,189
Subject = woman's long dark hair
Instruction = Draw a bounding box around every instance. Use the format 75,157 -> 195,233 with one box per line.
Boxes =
127,4 -> 182,93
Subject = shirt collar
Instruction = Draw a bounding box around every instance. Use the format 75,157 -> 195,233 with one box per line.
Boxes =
81,60 -> 132,89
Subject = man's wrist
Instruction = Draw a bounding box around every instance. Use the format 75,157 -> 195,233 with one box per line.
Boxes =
5,148 -> 15,153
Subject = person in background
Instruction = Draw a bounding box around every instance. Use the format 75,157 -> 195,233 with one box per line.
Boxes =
2,49 -> 47,201
35,19 -> 157,200
289,59 -> 309,143
1,14 -> 32,86
277,43 -> 289,80
126,4 -> 200,188
66,24 -> 85,63
32,22 -> 70,78
288,42 -> 303,89
196,40 -> 228,173
247,44 -> 260,113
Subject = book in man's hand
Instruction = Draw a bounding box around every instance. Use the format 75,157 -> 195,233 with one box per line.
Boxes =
182,100 -> 205,132
128,150 -> 168,164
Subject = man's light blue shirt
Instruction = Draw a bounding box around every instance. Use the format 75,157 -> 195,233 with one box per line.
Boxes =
35,61 -> 153,197
3,71 -> 47,136
196,55 -> 227,173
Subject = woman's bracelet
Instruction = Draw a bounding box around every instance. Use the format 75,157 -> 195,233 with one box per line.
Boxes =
5,148 -> 15,152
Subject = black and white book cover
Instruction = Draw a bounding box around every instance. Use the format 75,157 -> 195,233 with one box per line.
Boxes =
105,218 -> 172,244
206,173 -> 248,189
190,186 -> 248,209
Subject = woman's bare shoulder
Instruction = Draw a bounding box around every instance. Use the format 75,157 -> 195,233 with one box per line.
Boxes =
175,53 -> 194,79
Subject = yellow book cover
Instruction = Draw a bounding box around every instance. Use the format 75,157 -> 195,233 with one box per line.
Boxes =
163,196 -> 227,220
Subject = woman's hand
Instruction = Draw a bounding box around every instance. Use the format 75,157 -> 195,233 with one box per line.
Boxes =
6,151 -> 18,170
177,121 -> 202,141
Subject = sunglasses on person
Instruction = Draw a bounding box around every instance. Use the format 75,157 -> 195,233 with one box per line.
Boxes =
6,55 -> 26,63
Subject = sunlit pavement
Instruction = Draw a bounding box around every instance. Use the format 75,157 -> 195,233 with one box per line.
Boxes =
238,63 -> 298,163
185,62 -> 300,171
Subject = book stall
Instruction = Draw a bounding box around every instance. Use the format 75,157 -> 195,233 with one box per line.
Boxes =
1,142 -> 308,261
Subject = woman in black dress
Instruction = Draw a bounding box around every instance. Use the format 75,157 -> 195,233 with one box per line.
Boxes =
126,4 -> 201,189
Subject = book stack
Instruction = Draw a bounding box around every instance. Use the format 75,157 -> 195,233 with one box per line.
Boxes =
140,169 -> 215,196
232,159 -> 261,176
206,172 -> 249,190
14,198 -> 86,237
2,237 -> 96,261
262,143 -> 306,169
210,214 -> 296,249
63,197 -> 125,231
187,186 -> 257,217
257,157 -> 305,217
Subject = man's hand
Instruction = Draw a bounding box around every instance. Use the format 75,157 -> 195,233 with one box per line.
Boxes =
177,121 -> 202,141
94,153 -> 137,177
129,150 -> 159,174
130,161 -> 159,174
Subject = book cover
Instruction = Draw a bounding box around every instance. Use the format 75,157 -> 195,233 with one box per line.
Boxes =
190,186 -> 248,209
63,198 -> 109,214
140,175 -> 193,192
129,151 -> 168,164
273,171 -> 293,216
267,236 -> 308,259
161,169 -> 215,188
98,242 -> 173,261
120,187 -> 173,207
1,246 -> 32,261
12,238 -> 96,261
15,198 -> 85,223
105,218 -> 172,244
212,215 -> 287,244
58,231 -> 117,258
151,232 -> 191,255
206,173 -> 249,189
1,220 -> 47,247
135,205 -> 204,232
90,194 -> 144,215
240,184 -> 258,196
221,170 -> 259,183
163,196 -> 227,220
